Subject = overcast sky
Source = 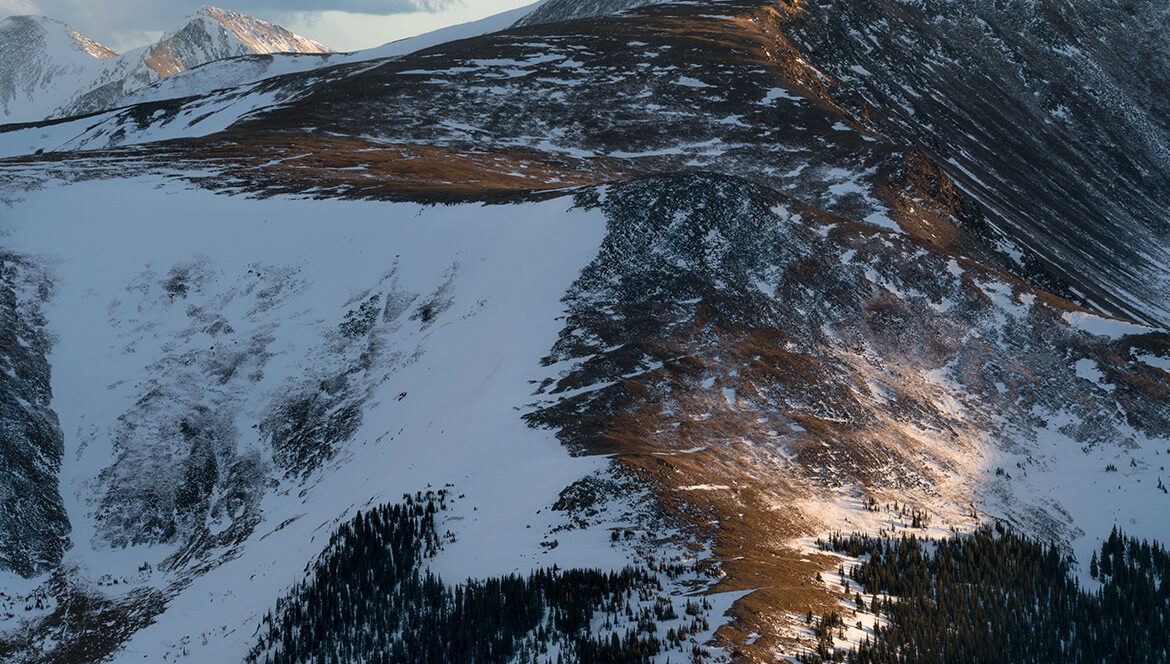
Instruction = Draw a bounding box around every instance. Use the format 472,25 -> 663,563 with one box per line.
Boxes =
0,0 -> 535,52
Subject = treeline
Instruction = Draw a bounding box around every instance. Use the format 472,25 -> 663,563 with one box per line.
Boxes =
247,490 -> 710,664
802,524 -> 1170,663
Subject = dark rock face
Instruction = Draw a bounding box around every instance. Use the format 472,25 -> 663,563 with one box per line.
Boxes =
216,0 -> 1170,329
769,0 -> 1170,326
0,254 -> 68,577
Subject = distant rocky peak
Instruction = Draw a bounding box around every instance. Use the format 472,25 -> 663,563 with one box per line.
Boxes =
143,5 -> 330,78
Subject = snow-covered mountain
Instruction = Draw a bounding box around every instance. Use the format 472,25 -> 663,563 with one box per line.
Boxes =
0,6 -> 329,124
0,16 -> 116,123
0,0 -> 1168,662
0,1 -> 578,125
147,4 -> 328,74
0,0 -> 650,127
115,2 -> 542,113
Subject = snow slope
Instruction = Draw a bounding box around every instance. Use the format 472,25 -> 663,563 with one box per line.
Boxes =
0,173 -> 736,662
0,16 -> 115,122
0,1 -> 1168,661
0,72 -> 335,158
361,1 -> 541,59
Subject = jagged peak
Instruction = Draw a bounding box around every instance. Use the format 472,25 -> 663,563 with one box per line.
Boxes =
165,5 -> 330,55
140,5 -> 329,78
195,4 -> 248,22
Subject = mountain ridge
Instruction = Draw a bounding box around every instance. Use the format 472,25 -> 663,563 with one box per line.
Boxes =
0,5 -> 329,123
0,0 -> 1167,662
141,5 -> 329,79
0,15 -> 116,122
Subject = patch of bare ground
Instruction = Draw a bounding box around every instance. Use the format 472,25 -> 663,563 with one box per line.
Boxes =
0,581 -> 165,664
0,133 -> 625,203
536,316 -> 971,659
168,133 -> 623,200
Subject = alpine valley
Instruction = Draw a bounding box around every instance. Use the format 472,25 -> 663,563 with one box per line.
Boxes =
0,1 -> 1167,663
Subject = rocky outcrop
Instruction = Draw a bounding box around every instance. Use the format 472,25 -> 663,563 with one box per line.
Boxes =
0,254 -> 68,577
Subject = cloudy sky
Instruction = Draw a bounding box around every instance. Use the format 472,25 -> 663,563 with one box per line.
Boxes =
0,0 -> 534,52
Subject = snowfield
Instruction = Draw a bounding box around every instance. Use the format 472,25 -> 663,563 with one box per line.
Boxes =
0,174 -> 736,662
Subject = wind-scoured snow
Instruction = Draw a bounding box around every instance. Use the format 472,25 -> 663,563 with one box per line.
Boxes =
0,173 -> 703,661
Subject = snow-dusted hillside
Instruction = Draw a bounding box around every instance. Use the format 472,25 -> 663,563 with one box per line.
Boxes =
0,173 -> 739,663
0,0 -> 1168,662
2,162 -> 1166,664
0,16 -> 115,122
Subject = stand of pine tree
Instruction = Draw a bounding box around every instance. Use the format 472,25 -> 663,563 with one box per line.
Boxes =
801,525 -> 1170,663
247,491 -> 712,664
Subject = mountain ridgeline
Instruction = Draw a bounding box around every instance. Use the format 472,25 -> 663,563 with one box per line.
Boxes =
0,6 -> 329,123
